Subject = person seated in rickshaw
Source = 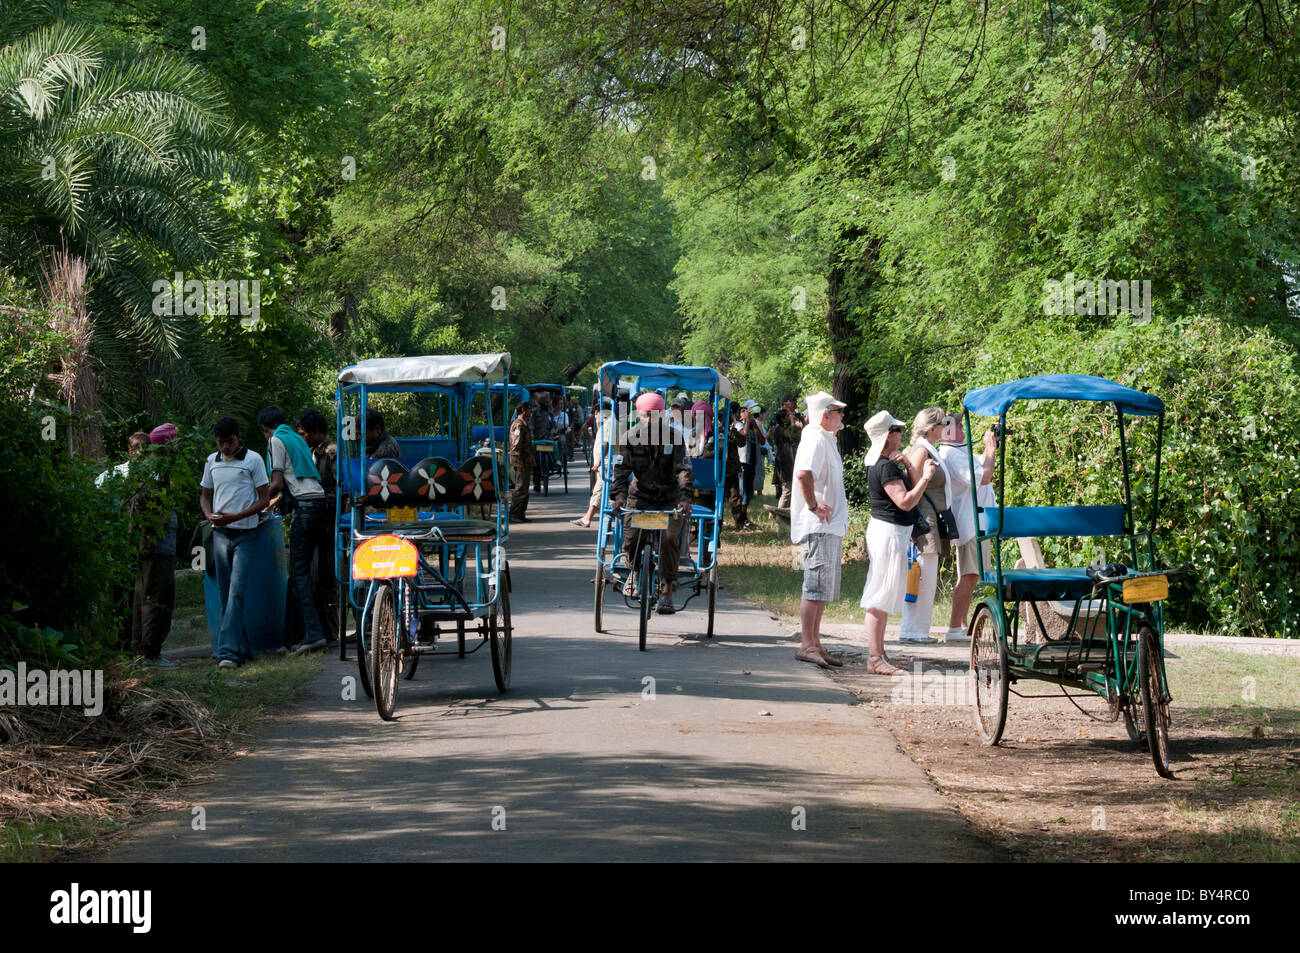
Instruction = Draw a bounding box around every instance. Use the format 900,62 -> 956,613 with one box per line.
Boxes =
610,392 -> 694,614
365,409 -> 401,459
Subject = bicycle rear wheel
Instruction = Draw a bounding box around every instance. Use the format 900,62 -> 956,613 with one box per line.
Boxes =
371,582 -> 399,721
1139,623 -> 1173,778
638,546 -> 652,652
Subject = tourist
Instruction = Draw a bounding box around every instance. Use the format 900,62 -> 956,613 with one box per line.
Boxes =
860,410 -> 935,675
790,391 -> 849,668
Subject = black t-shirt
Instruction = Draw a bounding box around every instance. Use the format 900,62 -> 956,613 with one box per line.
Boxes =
867,457 -> 916,526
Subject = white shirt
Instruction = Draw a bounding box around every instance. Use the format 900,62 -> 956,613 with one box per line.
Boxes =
938,443 -> 997,544
201,447 -> 269,530
269,435 -> 325,501
789,424 -> 848,543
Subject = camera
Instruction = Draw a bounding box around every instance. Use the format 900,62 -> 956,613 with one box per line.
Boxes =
991,422 -> 1013,439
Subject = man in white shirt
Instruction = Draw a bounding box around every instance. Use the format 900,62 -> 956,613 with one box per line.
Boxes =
789,390 -> 849,668
200,416 -> 270,669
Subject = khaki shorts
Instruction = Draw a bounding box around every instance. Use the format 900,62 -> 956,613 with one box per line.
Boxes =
956,537 -> 986,577
801,533 -> 843,602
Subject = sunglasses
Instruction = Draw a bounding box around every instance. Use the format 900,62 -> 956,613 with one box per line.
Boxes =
888,425 -> 904,433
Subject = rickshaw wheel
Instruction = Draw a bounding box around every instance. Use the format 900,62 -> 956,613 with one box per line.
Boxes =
371,582 -> 399,721
706,565 -> 717,638
638,547 -> 652,652
970,602 -> 1008,746
1123,699 -> 1144,744
355,590 -> 374,699
594,563 -> 605,633
1139,624 -> 1174,778
490,575 -> 512,693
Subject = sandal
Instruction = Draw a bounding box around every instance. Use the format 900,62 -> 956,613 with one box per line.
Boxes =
795,646 -> 830,668
622,577 -> 637,597
570,518 -> 590,527
867,655 -> 907,676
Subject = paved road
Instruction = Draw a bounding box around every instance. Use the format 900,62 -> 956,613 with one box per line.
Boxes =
100,493 -> 998,861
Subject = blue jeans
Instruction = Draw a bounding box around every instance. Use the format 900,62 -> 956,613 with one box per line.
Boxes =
213,525 -> 260,664
287,499 -> 327,645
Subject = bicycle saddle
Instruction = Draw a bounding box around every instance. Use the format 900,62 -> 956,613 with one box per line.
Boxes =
1086,563 -> 1129,582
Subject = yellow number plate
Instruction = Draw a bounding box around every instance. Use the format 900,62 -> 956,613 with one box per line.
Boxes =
629,513 -> 670,530
388,506 -> 417,524
1122,574 -> 1168,603
352,534 -> 419,579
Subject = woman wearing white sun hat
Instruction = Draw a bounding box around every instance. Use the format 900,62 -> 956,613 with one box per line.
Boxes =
860,410 -> 935,675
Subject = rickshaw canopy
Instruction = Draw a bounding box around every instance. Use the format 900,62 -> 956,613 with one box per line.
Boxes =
963,374 -> 1163,418
597,361 -> 733,399
339,353 -> 510,387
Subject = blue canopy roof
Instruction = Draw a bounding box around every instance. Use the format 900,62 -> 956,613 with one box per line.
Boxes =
963,374 -> 1164,417
596,361 -> 733,399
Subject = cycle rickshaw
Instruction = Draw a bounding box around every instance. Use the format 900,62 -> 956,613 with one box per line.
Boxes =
592,361 -> 731,650
525,382 -> 569,495
334,354 -> 514,721
565,384 -> 592,465
961,374 -> 1184,777
466,380 -> 530,532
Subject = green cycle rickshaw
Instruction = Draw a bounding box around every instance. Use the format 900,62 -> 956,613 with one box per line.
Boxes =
962,374 -> 1186,778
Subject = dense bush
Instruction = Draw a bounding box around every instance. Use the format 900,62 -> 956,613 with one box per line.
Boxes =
916,317 -> 1300,638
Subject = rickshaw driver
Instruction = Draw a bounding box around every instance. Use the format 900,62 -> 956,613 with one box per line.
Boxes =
610,392 -> 695,614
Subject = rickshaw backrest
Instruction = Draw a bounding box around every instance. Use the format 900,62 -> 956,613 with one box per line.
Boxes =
352,456 -> 499,508
471,425 -> 506,444
691,457 -> 717,493
984,505 -> 1126,538
396,436 -> 459,461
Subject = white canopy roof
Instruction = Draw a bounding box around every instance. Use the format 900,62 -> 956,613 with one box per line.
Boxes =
338,353 -> 511,387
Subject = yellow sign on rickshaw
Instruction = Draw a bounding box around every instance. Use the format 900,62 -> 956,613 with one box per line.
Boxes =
352,534 -> 419,579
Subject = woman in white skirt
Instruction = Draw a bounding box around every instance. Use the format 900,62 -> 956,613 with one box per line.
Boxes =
860,410 -> 935,675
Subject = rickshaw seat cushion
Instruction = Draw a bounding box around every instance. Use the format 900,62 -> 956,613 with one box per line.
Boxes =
983,505 -> 1126,538
425,518 -> 497,541
691,504 -> 716,520
982,567 -> 1096,601
472,425 -> 506,444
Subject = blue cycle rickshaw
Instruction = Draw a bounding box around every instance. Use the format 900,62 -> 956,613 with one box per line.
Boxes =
962,374 -> 1185,777
466,380 -> 530,533
524,382 -> 569,495
334,354 -> 514,721
592,362 -> 732,650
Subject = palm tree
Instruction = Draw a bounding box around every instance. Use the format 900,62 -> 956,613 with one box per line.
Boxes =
0,6 -> 250,444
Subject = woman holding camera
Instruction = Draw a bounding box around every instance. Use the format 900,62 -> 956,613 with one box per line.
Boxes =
860,411 -> 935,675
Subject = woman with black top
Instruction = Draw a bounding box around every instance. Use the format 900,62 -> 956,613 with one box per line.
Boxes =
859,410 -> 935,675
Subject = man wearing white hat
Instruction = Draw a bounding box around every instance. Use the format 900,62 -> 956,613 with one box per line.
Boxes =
789,390 -> 848,668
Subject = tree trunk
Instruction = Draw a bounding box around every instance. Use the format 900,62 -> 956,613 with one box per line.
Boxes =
826,236 -> 879,462
44,249 -> 104,460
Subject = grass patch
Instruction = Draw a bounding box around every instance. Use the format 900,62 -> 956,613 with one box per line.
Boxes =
0,815 -> 122,863
145,653 -> 324,731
